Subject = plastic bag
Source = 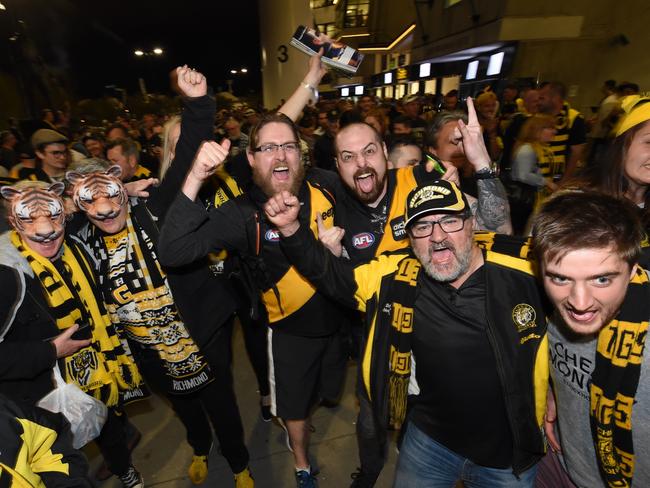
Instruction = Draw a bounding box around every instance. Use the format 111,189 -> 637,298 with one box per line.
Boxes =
37,363 -> 108,449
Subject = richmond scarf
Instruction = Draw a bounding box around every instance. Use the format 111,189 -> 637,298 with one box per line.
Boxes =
386,256 -> 420,427
11,231 -> 141,407
590,266 -> 649,488
94,210 -> 213,395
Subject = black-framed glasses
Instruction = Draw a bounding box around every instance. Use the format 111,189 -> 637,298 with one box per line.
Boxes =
253,142 -> 300,154
408,215 -> 467,238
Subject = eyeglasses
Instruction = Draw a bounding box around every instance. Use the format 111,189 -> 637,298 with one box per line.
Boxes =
254,142 -> 300,154
408,215 -> 467,238
45,150 -> 68,158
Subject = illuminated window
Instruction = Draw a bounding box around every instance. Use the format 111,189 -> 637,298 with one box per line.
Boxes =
341,87 -> 350,97
419,63 -> 431,78
486,52 -> 505,76
355,85 -> 364,95
466,60 -> 478,80
344,0 -> 370,28
384,72 -> 393,84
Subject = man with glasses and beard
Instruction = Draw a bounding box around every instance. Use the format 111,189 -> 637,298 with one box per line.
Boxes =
263,179 -> 549,488
158,112 -> 348,488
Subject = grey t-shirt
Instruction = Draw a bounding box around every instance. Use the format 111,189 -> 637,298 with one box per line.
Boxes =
549,318 -> 650,487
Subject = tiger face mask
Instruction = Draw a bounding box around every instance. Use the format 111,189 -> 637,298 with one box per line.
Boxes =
0,182 -> 66,258
67,165 -> 128,235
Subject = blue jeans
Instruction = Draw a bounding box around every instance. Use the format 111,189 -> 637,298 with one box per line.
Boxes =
394,422 -> 537,488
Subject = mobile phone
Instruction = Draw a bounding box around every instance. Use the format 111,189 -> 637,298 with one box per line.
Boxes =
425,153 -> 446,175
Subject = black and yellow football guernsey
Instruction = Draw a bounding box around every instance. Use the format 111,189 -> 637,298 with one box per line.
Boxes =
158,167 -> 346,337
549,102 -> 586,179
336,164 -> 439,266
0,395 -> 91,487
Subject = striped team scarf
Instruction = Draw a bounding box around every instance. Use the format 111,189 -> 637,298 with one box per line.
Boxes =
11,231 -> 142,406
590,267 -> 649,487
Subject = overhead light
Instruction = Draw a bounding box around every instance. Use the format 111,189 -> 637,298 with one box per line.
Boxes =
134,50 -> 144,56
486,51 -> 504,76
384,72 -> 393,84
230,69 -> 237,74
241,68 -> 248,73
0,3 -> 6,10
465,60 -> 478,80
354,85 -> 364,95
341,87 -> 350,97
359,24 -> 416,52
153,47 -> 163,55
419,63 -> 431,78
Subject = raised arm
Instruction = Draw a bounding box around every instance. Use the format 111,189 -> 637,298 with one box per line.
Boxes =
147,66 -> 215,218
277,53 -> 327,121
458,97 -> 513,234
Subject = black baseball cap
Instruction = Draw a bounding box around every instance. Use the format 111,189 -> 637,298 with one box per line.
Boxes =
404,180 -> 468,228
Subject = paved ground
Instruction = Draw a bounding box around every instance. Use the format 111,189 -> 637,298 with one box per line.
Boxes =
90,322 -> 398,487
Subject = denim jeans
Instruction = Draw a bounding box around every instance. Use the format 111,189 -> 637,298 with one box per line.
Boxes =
394,422 -> 537,488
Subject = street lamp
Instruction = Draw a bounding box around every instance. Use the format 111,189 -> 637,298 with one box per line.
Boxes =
134,48 -> 164,57
240,68 -> 248,73
230,69 -> 237,74
134,49 -> 144,56
153,47 -> 163,55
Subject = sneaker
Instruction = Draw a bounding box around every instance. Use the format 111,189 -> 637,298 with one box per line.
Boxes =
234,467 -> 255,488
188,455 -> 209,484
295,469 -> 317,488
119,466 -> 144,488
349,467 -> 377,488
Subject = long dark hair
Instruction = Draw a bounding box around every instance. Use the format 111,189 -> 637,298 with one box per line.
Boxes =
573,122 -> 650,219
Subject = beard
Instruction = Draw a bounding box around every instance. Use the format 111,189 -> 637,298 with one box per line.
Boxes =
345,166 -> 386,204
413,237 -> 474,283
253,161 -> 306,197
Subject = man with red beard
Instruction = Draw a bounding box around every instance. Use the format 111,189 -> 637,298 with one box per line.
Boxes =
263,179 -> 548,488
158,113 -> 348,488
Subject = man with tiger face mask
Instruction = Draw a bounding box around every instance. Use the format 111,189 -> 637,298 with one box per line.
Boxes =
0,180 -> 146,488
67,64 -> 254,487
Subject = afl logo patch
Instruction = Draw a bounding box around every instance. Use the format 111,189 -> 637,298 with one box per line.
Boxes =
265,229 -> 280,242
352,232 -> 375,249
512,303 -> 536,333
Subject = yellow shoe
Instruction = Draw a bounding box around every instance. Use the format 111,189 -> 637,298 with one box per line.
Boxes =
234,467 -> 255,488
188,455 -> 208,485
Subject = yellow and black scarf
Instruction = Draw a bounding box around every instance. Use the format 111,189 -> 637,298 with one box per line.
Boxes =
590,267 -> 649,488
94,210 -> 213,395
11,231 -> 142,407
386,256 -> 420,427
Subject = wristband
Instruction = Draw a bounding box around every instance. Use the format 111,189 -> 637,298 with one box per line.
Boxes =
474,167 -> 498,180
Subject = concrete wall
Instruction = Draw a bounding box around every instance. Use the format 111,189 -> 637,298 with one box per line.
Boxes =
259,0 -> 313,109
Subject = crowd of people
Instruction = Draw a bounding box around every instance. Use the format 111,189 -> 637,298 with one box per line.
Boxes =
0,51 -> 647,488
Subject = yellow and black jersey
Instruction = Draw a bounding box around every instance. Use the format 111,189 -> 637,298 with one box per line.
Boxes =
335,164 -> 440,266
127,165 -> 152,182
549,102 -> 587,178
0,395 -> 91,487
158,167 -> 346,337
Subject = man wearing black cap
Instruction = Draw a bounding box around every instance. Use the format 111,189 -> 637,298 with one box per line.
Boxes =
265,179 -> 548,487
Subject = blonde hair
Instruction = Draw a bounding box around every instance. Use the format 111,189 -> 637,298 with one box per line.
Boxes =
516,114 -> 555,146
160,115 -> 181,180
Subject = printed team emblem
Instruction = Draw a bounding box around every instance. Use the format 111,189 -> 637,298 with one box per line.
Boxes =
352,232 -> 375,249
66,348 -> 98,386
512,303 -> 536,333
265,229 -> 280,242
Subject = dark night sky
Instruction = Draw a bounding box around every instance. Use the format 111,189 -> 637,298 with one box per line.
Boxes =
1,0 -> 261,98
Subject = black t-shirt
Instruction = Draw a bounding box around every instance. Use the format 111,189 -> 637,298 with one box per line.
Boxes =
410,266 -> 513,468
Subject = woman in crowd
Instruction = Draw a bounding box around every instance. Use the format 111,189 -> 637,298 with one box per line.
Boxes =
510,114 -> 557,234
